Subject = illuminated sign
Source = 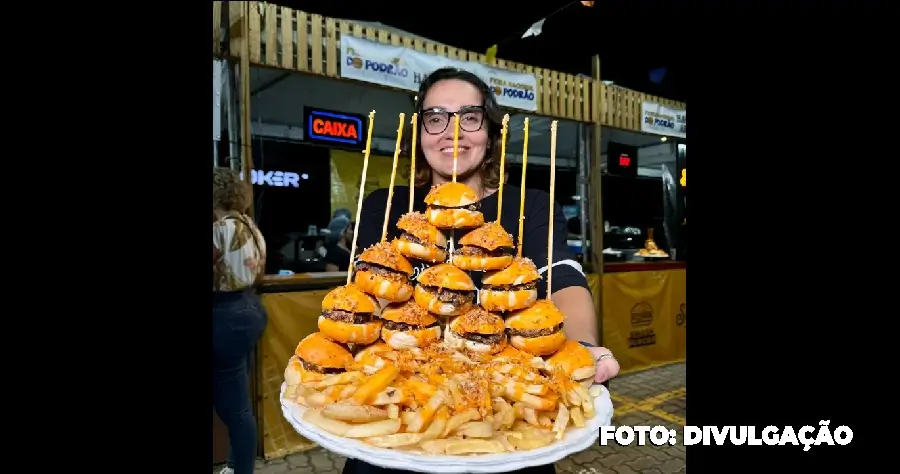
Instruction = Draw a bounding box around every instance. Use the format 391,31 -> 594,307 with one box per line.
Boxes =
680,168 -> 686,187
607,142 -> 638,178
304,107 -> 366,149
239,169 -> 306,188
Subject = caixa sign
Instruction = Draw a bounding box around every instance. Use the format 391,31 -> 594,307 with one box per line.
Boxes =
304,107 -> 366,149
239,169 -> 305,188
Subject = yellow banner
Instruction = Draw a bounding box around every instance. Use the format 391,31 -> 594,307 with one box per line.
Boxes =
330,149 -> 410,219
258,291 -> 327,459
601,269 -> 686,373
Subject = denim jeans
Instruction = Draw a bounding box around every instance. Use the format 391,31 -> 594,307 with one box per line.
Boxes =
343,459 -> 555,474
213,290 -> 267,474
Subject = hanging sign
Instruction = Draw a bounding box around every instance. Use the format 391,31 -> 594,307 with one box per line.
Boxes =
303,107 -> 366,149
641,101 -> 686,138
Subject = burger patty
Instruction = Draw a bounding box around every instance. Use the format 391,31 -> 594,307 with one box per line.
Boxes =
456,245 -> 512,257
507,323 -> 563,338
482,281 -> 539,292
300,358 -> 346,375
420,285 -> 475,306
323,309 -> 372,324
429,203 -> 481,211
382,319 -> 441,331
399,232 -> 441,248
355,262 -> 409,282
456,331 -> 504,345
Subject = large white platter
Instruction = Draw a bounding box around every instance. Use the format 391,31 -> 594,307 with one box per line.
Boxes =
280,382 -> 614,473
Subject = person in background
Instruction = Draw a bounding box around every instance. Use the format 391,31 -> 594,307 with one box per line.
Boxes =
322,217 -> 354,272
343,68 -> 620,474
213,168 -> 268,474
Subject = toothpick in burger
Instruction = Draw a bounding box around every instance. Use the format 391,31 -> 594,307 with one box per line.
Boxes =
504,299 -> 567,356
318,284 -> 382,345
392,212 -> 448,263
354,241 -> 414,302
379,300 -> 442,350
445,306 -> 507,354
479,257 -> 540,312
424,182 -> 485,229
286,332 -> 353,384
545,340 -> 596,388
414,263 -> 476,316
451,222 -> 515,271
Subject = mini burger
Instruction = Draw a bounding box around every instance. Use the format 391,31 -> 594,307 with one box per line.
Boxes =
444,306 -> 507,354
414,263 -> 476,316
545,340 -> 597,388
318,284 -> 381,345
392,212 -> 448,263
504,299 -> 567,356
451,222 -> 515,271
287,332 -> 353,383
354,242 -> 414,302
379,300 -> 442,350
479,257 -> 540,312
424,182 -> 485,229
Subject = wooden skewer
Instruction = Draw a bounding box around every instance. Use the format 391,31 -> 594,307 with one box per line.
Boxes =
408,113 -> 418,214
382,113 -> 405,242
348,111 -> 376,285
517,118 -> 530,257
497,114 -> 510,223
452,114 -> 460,182
546,120 -> 559,299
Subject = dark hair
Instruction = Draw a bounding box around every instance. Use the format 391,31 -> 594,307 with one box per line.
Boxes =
406,68 -> 504,189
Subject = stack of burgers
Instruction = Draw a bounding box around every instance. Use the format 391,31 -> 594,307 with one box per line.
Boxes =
289,181 -> 595,390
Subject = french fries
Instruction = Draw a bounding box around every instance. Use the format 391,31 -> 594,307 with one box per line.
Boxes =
286,343 -> 602,455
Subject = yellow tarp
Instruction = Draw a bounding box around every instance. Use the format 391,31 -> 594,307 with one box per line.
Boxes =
258,291 -> 327,459
330,149 -> 410,219
592,270 -> 686,373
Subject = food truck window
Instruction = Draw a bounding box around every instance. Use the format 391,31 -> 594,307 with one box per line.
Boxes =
601,175 -> 667,260
249,137 -> 332,274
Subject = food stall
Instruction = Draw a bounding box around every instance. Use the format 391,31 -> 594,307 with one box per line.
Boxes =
213,1 -> 686,460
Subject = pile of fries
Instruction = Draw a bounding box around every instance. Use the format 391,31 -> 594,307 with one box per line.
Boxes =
285,343 -> 602,455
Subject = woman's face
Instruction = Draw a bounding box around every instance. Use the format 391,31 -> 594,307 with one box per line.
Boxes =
420,79 -> 490,182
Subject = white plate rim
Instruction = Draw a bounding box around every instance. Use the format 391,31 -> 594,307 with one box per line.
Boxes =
279,382 -> 614,473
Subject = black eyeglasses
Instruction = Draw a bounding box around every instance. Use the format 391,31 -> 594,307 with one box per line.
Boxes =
419,106 -> 485,135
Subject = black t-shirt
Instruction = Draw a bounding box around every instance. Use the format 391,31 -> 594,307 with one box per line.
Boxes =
323,244 -> 351,271
355,185 -> 589,299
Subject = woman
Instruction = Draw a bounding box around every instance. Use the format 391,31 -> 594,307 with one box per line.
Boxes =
213,168 -> 268,474
344,68 -> 620,474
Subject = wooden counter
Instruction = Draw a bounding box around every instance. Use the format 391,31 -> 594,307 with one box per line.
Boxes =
259,272 -> 346,293
604,261 -> 685,273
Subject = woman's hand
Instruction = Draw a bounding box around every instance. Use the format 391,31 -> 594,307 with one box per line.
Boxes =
586,346 -> 620,383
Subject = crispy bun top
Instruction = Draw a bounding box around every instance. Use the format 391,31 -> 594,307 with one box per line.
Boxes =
424,182 -> 478,207
322,283 -> 378,313
481,257 -> 540,286
381,300 -> 439,326
294,332 -> 353,369
505,299 -> 565,331
416,263 -> 476,290
450,306 -> 505,335
545,340 -> 594,372
458,222 -> 515,250
396,212 -> 447,247
358,241 -> 414,276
